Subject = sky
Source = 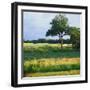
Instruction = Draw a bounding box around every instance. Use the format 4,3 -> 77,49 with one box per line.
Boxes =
23,12 -> 80,41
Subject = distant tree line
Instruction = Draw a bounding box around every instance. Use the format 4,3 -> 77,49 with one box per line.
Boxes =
24,39 -> 71,44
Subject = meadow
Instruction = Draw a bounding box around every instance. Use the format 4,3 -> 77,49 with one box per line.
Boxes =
23,43 -> 80,77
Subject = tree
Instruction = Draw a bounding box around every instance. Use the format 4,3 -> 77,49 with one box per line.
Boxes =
46,14 -> 69,49
68,27 -> 80,49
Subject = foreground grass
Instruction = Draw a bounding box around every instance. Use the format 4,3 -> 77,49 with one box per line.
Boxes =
23,43 -> 80,77
24,70 -> 80,77
24,58 -> 80,76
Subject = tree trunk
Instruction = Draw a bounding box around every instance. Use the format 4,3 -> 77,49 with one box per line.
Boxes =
59,34 -> 63,49
61,37 -> 63,49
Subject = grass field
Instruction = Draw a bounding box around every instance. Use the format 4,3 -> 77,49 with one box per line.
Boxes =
23,43 -> 80,77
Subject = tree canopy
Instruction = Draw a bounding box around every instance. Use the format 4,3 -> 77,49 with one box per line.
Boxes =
46,14 -> 69,48
46,14 -> 69,37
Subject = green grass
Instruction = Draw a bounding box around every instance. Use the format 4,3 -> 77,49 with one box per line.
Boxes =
23,43 -> 80,77
23,43 -> 80,61
24,64 -> 80,73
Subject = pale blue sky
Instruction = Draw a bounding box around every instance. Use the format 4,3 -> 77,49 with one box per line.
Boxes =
23,12 -> 80,40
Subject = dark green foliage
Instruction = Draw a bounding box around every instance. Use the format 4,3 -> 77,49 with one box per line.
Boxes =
69,27 -> 80,49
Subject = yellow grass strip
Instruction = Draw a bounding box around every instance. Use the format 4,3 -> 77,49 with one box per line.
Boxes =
24,58 -> 80,67
24,70 -> 80,77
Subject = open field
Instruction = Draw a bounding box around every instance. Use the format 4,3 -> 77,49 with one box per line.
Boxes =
23,43 -> 80,77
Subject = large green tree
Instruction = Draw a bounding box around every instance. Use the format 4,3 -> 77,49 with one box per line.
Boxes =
46,14 -> 69,49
